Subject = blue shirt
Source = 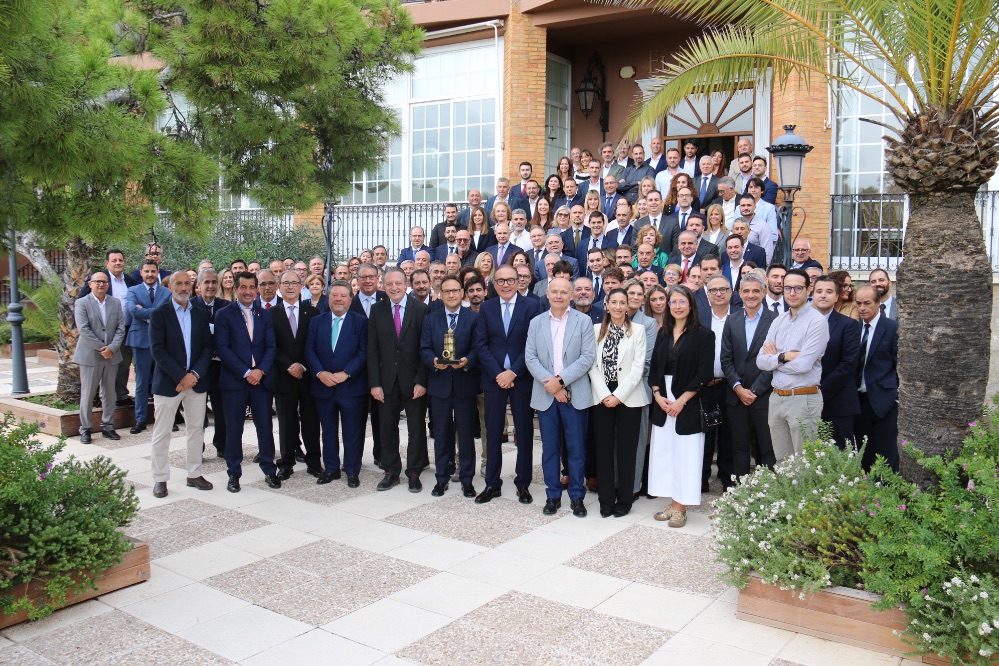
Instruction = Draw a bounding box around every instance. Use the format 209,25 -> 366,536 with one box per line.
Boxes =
744,307 -> 762,351
173,299 -> 192,369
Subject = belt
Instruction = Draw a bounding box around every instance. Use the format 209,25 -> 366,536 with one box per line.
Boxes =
774,386 -> 819,397
707,378 -> 725,386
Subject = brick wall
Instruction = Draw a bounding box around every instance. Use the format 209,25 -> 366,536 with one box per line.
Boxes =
501,2 -> 547,179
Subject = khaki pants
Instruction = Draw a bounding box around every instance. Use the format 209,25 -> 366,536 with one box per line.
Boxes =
768,392 -> 823,462
151,389 -> 207,482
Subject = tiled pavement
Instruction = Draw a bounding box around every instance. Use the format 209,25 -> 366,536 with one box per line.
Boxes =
0,362 -> 923,665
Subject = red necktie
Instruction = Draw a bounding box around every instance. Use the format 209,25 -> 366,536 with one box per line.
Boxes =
265,302 -> 271,309
682,259 -> 690,281
394,303 -> 402,338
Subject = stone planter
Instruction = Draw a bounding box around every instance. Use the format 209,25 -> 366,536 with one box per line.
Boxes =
0,392 -> 137,437
0,540 -> 150,629
0,342 -> 54,359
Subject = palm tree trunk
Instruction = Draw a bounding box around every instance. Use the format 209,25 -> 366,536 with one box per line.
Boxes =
55,237 -> 92,403
896,190 -> 992,488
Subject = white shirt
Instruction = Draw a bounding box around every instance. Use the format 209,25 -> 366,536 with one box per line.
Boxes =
655,169 -> 678,197
711,309 -> 729,377
858,312 -> 881,393
511,229 -> 532,251
95,295 -> 107,326
108,272 -> 130,325
765,294 -> 785,313
261,296 -> 279,309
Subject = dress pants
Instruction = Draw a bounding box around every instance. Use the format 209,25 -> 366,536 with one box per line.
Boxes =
151,389 -> 206,482
431,394 -> 476,484
701,383 -> 733,486
368,395 -> 382,463
475,393 -> 488,468
207,360 -> 226,455
537,400 -> 587,500
275,385 -> 321,472
768,392 -> 823,461
79,363 -> 117,433
593,401 -> 642,511
132,346 -> 154,423
378,380 -> 428,478
633,404 -> 650,493
484,387 -> 534,489
829,415 -> 857,450
856,392 -> 899,472
729,391 -> 776,477
315,394 -> 367,476
223,384 -> 278,478
115,326 -> 132,401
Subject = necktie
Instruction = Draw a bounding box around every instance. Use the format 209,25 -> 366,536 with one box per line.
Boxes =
497,244 -> 505,265
331,316 -> 341,351
682,259 -> 690,281
594,276 -> 601,294
289,304 -> 297,336
880,303 -> 887,317
772,302 -> 779,313
535,250 -> 542,265
701,176 -> 709,202
604,197 -> 611,214
449,246 -> 455,254
394,303 -> 402,338
242,308 -> 255,365
448,313 -> 457,330
574,228 -> 581,246
265,302 -> 272,309
148,285 -> 155,302
502,301 -> 511,334
858,323 -> 871,387
680,212 -> 687,229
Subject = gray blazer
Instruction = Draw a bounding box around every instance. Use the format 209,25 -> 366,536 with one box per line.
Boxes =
630,310 -> 659,401
525,308 -> 596,411
72,294 -> 126,366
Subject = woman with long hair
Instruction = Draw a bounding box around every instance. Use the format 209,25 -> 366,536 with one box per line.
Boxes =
347,257 -> 360,276
828,270 -> 861,320
557,156 -> 574,185
474,251 -> 495,288
632,197 -> 648,221
648,284 -> 714,527
663,173 -> 700,216
644,285 -> 668,331
544,174 -> 563,202
531,197 -> 553,230
589,288 -> 650,517
584,190 -> 602,217
704,204 -> 730,247
219,269 -> 236,301
468,206 -> 495,252
711,149 -> 727,177
639,176 -> 657,201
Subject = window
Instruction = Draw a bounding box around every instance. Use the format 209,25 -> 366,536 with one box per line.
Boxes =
349,137 -> 403,205
545,56 -> 571,176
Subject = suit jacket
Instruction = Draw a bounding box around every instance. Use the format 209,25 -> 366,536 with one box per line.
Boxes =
617,163 -> 656,203
367,296 -> 429,393
191,295 -> 232,328
760,177 -> 779,205
149,301 -> 213,397
129,266 -> 171,284
532,254 -> 579,281
304,310 -> 369,399
607,225 -> 635,249
693,173 -> 720,210
434,244 -> 461,262
600,163 -> 624,181
698,302 -> 739,329
644,154 -> 670,175
484,194 -> 525,219
398,246 -> 431,264
350,290 -> 387,318
578,179 -> 605,198
791,258 -> 824,271
635,265 -> 663,283
599,192 -> 626,219
78,272 -> 137,299
525,308 -> 595,411
696,238 -> 719,258
428,219 -> 466,249
589,321 -> 650,408
634,215 -> 681,259
215,302 -> 276,390
720,307 -> 777,403
125,283 -> 172,348
821,310 -> 862,418
553,192 -> 584,211
270,299 -> 320,394
561,227 -> 593,260
72,294 -> 126,366
744,243 -> 768,267
485,243 -> 517,266
469,229 -> 496,253
420,306 -> 481,399
882,297 -> 898,321
474,294 -> 542,393
860,316 -> 899,418
649,326 -> 715,433
573,302 -> 604,324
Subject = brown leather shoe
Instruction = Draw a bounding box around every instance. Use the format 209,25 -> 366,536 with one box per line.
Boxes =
186,476 -> 213,491
153,482 -> 168,498
586,477 -> 598,492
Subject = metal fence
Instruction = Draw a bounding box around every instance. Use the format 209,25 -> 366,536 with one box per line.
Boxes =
829,190 -> 999,272
330,203 -> 457,260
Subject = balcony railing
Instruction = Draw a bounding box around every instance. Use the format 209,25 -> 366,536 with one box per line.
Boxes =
829,191 -> 999,273
330,202 -> 457,260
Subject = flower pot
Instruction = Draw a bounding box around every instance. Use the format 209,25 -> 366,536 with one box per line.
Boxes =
0,540 -> 150,629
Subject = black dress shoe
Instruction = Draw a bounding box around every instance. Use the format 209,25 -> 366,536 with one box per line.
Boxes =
600,506 -> 614,518
306,466 -> 325,478
475,486 -> 501,503
252,454 -> 261,464
129,422 -> 146,435
346,475 -> 360,488
408,474 -> 423,493
373,458 -> 382,469
571,499 -> 587,517
172,424 -> 179,432
276,468 -> 293,481
295,448 -> 306,463
633,492 -> 641,503
317,471 -> 338,485
612,505 -> 631,518
153,482 -> 168,498
80,431 -> 92,444
516,488 -> 533,505
116,398 -> 134,407
543,498 -> 561,515
461,482 -> 476,498
431,482 -> 448,497
264,474 -> 282,489
102,429 -> 121,440
701,480 -> 710,493
227,476 -> 241,493
376,473 -> 400,491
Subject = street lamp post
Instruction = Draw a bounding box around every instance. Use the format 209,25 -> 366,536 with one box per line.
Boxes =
6,217 -> 29,394
766,125 -> 814,266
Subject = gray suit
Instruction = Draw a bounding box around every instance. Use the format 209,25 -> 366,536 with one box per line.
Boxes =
630,309 -> 660,493
73,294 -> 126,434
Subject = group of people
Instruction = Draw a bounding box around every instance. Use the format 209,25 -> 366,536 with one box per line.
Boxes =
72,137 -> 899,525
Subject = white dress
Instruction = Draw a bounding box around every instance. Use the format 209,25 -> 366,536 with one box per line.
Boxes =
648,375 -> 706,505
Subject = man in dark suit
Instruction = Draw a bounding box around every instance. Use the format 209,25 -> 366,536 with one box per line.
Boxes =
633,190 -> 680,259
368,267 -> 430,491
811,276 -> 861,449
473,264 -> 541,504
148,271 -> 214,498
433,221 -> 460,261
533,231 -> 578,281
720,272 -> 778,478
214,272 -> 281,492
607,204 -> 635,248
271,270 -> 321,479
869,268 -> 898,321
484,178 -> 524,219
428,205 -> 462,249
74,272 -> 127,443
456,190 -> 483,228
700,274 -> 740,490
600,175 -> 626,219
616,144 -> 655,204
397,226 -> 430,264
577,159 -> 605,198
686,216 -> 719,258
420,275 -> 480,497
485,222 -> 516,267
192,269 -> 231,458
731,219 -> 768,267
129,242 -> 172,284
854,285 -> 900,471
305,281 -> 369,487
561,212 -> 596,260
694,156 -> 721,212
790,238 -> 824,271
553,178 -> 583,211
634,242 -> 663,283
351,262 -> 388,466
125,259 -> 172,434
674,231 -> 703,283
752,156 -> 780,205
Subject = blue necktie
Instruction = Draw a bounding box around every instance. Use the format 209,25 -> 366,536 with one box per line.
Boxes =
148,285 -> 155,302
331,316 -> 341,352
502,301 -> 511,334
448,313 -> 457,329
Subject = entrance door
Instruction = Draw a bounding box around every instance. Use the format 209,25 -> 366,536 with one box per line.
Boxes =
662,88 -> 756,167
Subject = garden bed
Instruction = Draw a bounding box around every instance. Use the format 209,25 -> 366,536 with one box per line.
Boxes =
0,392 -> 137,436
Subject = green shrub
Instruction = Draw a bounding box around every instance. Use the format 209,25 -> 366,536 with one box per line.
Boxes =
0,415 -> 139,621
0,277 -> 62,346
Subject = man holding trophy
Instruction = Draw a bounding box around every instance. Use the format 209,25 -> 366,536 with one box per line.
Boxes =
420,275 -> 481,498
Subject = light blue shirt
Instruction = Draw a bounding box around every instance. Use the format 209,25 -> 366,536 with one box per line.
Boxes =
173,299 -> 192,370
744,307 -> 762,350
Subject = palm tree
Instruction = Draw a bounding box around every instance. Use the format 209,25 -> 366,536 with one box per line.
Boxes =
620,0 -> 999,486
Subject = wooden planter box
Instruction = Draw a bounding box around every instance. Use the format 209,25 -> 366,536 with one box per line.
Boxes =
0,540 -> 150,629
0,393 -> 138,437
0,342 -> 54,359
737,575 -> 996,664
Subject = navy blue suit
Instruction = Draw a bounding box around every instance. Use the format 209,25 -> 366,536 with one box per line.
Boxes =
560,227 -> 591,260
485,242 -> 517,267
129,266 -> 171,284
215,301 -> 278,478
434,245 -> 460,262
532,254 -> 579,281
304,310 -> 369,476
484,195 -> 525,220
350,290 -> 387,464
421,306 -> 480,485
192,296 -> 231,454
398,246 -> 432,264
760,177 -> 779,205
856,316 -> 899,471
578,179 -> 605,198
125,282 -> 172,423
600,193 -> 625,219
821,310 -> 861,449
744,243 -> 767,268
573,302 -> 604,325
474,294 -> 541,490
148,302 -> 213,397
553,192 -> 583,211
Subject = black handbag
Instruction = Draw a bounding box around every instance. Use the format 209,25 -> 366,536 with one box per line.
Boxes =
700,399 -> 722,432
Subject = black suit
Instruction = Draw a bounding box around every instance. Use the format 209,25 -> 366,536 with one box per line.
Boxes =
820,310 -> 861,449
192,296 -> 231,455
367,296 -> 430,478
351,290 -> 387,463
695,238 -> 719,258
721,307 -> 778,476
856,316 -> 899,471
693,173 -> 720,210
270,299 -> 321,473
633,215 -> 681,259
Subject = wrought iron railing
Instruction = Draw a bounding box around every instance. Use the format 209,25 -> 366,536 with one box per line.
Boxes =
829,190 -> 999,272
330,202 -> 459,260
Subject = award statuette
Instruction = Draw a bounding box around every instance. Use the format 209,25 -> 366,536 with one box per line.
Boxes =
440,327 -> 460,365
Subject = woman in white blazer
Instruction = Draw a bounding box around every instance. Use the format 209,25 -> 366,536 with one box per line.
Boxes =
588,288 -> 651,517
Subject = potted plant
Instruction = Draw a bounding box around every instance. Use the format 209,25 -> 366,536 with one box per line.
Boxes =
0,415 -> 145,627
716,408 -> 999,666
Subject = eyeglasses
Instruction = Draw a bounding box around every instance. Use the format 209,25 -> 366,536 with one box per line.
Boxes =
89,280 -> 108,285
783,285 -> 807,294
707,287 -> 731,294
494,277 -> 517,285
677,193 -> 693,198
517,274 -> 532,280
280,281 -> 301,287
457,239 -> 470,243
441,288 -> 463,295
556,213 -> 569,217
